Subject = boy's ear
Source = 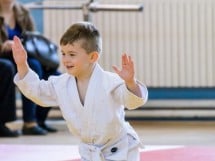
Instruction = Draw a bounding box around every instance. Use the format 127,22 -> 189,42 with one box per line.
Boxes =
89,51 -> 99,62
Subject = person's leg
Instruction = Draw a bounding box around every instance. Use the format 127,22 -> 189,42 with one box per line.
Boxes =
21,58 -> 47,135
36,68 -> 60,132
0,59 -> 19,137
36,106 -> 57,132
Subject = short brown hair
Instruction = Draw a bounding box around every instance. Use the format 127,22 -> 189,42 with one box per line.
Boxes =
60,22 -> 102,54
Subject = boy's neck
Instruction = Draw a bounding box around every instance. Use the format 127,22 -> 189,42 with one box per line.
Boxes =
75,63 -> 96,82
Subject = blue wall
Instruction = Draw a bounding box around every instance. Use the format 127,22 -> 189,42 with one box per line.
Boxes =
149,87 -> 215,100
18,0 -> 44,33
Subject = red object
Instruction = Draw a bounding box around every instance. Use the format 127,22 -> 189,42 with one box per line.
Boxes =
141,146 -> 215,161
65,146 -> 215,161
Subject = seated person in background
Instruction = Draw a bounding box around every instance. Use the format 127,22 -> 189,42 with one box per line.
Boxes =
0,0 -> 59,135
0,59 -> 19,137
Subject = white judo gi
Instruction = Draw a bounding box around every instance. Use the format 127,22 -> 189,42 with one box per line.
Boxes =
14,64 -> 148,161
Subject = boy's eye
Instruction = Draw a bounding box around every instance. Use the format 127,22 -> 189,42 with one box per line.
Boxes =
69,53 -> 75,56
61,52 -> 76,57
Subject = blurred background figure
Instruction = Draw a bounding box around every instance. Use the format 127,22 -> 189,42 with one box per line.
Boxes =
0,0 -> 59,136
0,59 -> 19,137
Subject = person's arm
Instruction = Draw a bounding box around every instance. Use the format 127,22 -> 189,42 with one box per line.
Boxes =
11,36 -> 29,79
12,36 -> 58,107
112,53 -> 142,97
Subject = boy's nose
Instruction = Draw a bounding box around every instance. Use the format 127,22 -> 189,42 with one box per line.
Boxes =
62,55 -> 70,62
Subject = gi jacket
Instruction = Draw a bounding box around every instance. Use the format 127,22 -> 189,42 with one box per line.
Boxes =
14,63 -> 148,160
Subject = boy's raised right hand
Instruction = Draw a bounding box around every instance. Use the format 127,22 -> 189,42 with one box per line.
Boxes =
12,36 -> 29,79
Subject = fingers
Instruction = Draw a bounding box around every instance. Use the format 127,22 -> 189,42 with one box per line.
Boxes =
112,65 -> 120,74
13,36 -> 23,48
122,53 -> 128,65
12,36 -> 25,53
122,53 -> 134,66
128,55 -> 134,66
12,36 -> 18,51
113,53 -> 134,72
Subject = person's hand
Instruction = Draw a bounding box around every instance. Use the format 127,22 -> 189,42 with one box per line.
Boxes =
112,53 -> 135,84
12,36 -> 29,79
12,36 -> 28,66
113,53 -> 141,97
2,40 -> 14,52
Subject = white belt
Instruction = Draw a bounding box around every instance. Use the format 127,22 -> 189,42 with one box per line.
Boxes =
79,143 -> 105,161
78,133 -> 137,161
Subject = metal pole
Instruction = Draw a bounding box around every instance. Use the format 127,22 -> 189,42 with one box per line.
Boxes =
82,0 -> 94,21
25,1 -> 143,22
89,3 -> 143,12
25,2 -> 82,10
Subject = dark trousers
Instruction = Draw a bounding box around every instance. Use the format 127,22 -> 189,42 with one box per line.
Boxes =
0,59 -> 16,123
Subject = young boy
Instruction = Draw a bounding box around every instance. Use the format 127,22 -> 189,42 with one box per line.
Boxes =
12,22 -> 148,161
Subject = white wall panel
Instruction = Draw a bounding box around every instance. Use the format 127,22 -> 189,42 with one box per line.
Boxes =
43,0 -> 215,87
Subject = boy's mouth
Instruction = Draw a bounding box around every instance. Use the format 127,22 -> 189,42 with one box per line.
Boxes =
66,65 -> 74,69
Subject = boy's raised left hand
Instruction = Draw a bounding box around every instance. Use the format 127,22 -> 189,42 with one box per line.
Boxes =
112,53 -> 135,84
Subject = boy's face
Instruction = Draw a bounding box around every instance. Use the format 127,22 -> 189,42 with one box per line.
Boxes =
60,41 -> 93,77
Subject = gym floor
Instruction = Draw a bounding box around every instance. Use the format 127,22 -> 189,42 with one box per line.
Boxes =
2,120 -> 215,146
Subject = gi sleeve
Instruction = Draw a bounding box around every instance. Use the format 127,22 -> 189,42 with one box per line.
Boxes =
14,69 -> 58,107
113,80 -> 148,110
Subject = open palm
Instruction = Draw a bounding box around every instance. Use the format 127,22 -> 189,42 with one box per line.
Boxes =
12,36 -> 28,66
112,53 -> 135,83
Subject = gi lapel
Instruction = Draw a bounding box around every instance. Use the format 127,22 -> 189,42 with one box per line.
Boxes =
83,64 -> 102,110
